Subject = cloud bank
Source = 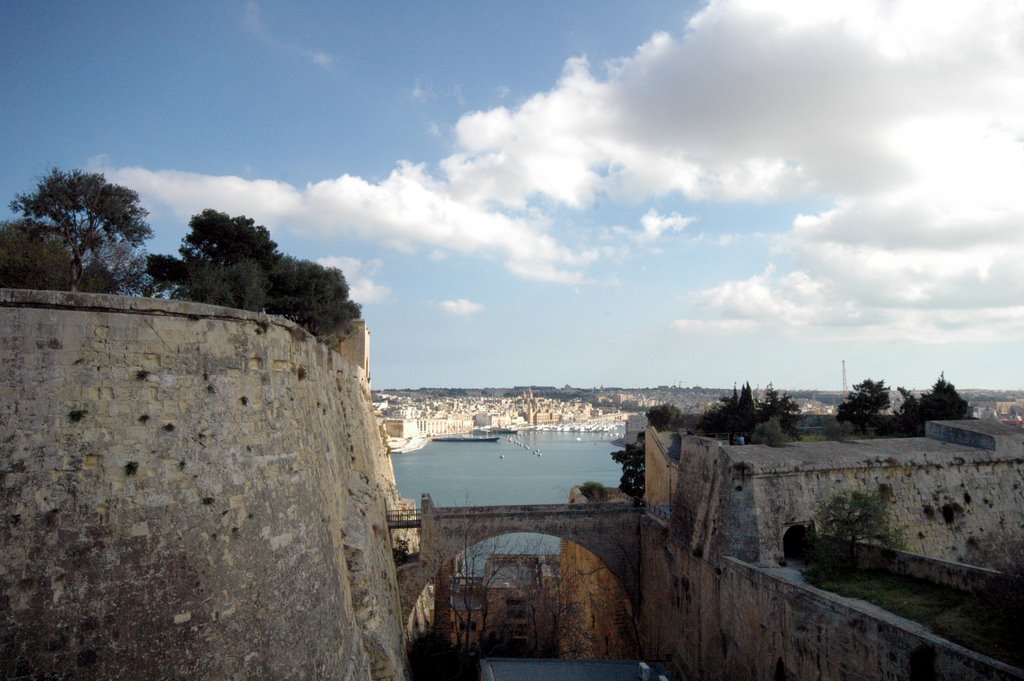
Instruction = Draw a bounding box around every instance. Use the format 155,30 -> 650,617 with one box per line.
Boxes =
439,299 -> 484,317
112,0 -> 1024,342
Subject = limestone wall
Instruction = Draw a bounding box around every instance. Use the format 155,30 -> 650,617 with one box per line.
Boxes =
855,544 -> 1000,593
0,290 -> 408,680
672,432 -> 1024,566
638,517 -> 1024,681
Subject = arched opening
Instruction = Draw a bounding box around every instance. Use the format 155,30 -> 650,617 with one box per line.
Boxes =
909,645 -> 935,681
425,532 -> 636,661
782,525 -> 808,562
773,657 -> 787,681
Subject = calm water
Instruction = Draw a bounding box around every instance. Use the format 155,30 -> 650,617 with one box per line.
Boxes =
392,429 -> 625,507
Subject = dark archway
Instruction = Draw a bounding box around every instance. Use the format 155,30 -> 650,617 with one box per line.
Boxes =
774,657 -> 787,681
424,531 -> 637,660
783,525 -> 807,561
910,645 -> 935,681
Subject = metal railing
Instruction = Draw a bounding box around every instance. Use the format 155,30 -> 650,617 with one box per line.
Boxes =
386,508 -> 422,529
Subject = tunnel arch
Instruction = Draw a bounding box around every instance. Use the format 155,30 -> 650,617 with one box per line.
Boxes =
416,530 -> 637,657
782,524 -> 809,562
397,501 -> 642,632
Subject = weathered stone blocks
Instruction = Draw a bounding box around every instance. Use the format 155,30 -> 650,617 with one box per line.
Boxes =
0,290 -> 408,680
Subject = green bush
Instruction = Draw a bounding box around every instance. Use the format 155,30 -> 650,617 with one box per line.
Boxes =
751,416 -> 789,446
578,481 -> 608,501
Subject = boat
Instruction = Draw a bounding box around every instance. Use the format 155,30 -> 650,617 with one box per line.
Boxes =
433,435 -> 500,443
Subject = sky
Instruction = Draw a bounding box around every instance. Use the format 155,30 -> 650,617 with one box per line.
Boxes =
3,1 -> 1023,390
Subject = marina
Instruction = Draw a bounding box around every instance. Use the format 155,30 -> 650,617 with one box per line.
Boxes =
392,427 -> 626,507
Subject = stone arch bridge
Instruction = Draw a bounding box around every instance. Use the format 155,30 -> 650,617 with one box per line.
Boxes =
394,494 -> 643,626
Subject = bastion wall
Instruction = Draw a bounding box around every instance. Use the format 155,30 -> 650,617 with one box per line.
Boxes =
0,290 -> 409,680
639,516 -> 1024,681
669,427 -> 1024,566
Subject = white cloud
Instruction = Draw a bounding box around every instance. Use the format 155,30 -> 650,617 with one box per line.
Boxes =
317,256 -> 391,305
411,79 -> 433,102
112,0 -> 1024,340
439,299 -> 484,317
244,2 -> 335,69
671,318 -> 758,334
635,209 -> 694,243
107,163 -> 596,285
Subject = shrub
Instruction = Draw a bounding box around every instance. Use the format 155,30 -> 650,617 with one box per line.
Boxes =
578,481 -> 608,501
824,418 -> 855,441
751,416 -> 789,446
393,538 -> 411,565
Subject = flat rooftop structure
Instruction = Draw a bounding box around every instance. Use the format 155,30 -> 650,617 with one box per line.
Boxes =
711,420 -> 1024,475
479,658 -> 671,681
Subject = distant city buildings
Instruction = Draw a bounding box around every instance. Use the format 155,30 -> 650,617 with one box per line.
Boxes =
373,385 -> 1024,451
376,388 -> 627,450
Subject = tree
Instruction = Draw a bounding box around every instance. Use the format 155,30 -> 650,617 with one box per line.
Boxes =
811,490 -> 901,570
266,256 -> 360,336
756,383 -> 801,438
179,208 -> 279,269
918,372 -> 967,424
646,403 -> 685,431
10,168 -> 151,292
610,433 -> 644,500
147,209 -> 360,335
895,387 -> 922,436
0,220 -> 72,290
836,378 -> 890,433
147,209 -> 278,308
699,381 -> 796,441
698,386 -> 741,436
737,381 -> 756,432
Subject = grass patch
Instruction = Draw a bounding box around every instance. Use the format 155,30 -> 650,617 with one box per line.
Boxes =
806,568 -> 1022,667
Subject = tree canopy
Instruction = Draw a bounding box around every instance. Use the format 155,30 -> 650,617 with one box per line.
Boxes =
610,434 -> 645,500
8,168 -> 151,293
147,209 -> 360,335
918,372 -> 968,424
698,382 -> 800,441
836,378 -> 890,433
0,220 -> 72,291
646,403 -> 686,431
812,490 -> 901,569
892,373 -> 968,436
755,384 -> 801,437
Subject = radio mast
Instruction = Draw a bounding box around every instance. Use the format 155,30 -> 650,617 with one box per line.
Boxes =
842,360 -> 848,395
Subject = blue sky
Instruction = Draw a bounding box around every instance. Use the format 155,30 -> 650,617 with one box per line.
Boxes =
3,1 -> 1023,390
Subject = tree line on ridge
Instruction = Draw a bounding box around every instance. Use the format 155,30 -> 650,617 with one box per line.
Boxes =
1,168 -> 359,336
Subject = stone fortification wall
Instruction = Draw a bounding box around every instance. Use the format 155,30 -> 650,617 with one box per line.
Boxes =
855,544 -> 1000,593
672,430 -> 1024,566
0,290 -> 408,680
638,517 -> 1024,681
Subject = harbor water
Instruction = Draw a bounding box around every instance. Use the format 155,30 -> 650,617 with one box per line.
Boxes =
392,429 -> 625,507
